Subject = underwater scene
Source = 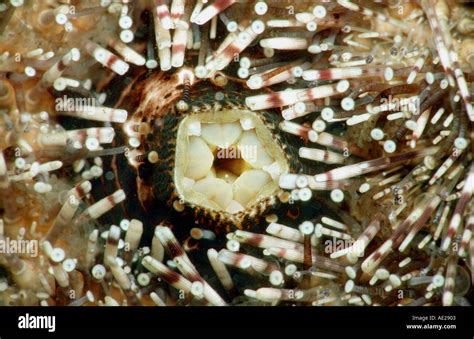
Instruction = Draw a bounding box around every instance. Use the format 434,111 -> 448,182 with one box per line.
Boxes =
0,0 -> 473,312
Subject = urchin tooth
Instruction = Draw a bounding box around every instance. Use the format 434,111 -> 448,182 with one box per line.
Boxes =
239,117 -> 255,130
262,161 -> 282,180
187,120 -> 201,136
206,168 -> 216,178
193,178 -> 233,210
200,122 -> 242,148
181,177 -> 195,191
237,130 -> 273,169
184,136 -> 214,180
225,200 -> 245,214
233,169 -> 271,207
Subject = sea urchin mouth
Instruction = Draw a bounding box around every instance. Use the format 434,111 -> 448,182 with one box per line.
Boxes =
126,72 -> 295,228
174,109 -> 289,215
